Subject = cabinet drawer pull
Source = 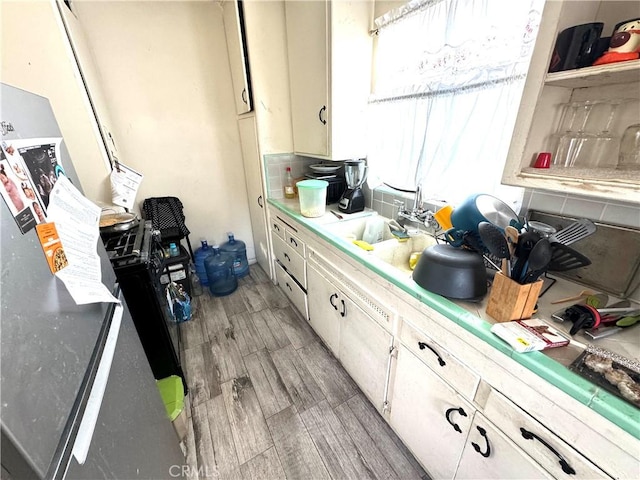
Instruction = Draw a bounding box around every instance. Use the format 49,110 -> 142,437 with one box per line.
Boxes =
289,237 -> 298,248
329,293 -> 338,310
284,252 -> 291,262
520,428 -> 576,475
273,224 -> 280,232
444,407 -> 467,433
241,88 -> 248,104
417,342 -> 446,367
285,282 -> 293,292
340,299 -> 346,317
258,195 -> 263,208
319,105 -> 327,125
471,426 -> 491,458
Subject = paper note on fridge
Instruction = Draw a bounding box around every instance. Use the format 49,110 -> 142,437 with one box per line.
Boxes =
46,175 -> 119,304
110,161 -> 143,208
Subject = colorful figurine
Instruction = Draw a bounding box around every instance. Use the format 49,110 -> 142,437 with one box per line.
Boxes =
593,18 -> 640,65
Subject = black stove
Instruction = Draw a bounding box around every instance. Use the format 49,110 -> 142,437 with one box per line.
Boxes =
102,221 -> 186,393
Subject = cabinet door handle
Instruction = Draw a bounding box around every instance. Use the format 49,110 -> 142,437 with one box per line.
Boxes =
284,253 -> 291,262
444,407 -> 467,433
329,293 -> 338,310
520,428 -> 576,475
241,88 -> 248,104
257,195 -> 263,208
471,426 -> 491,458
417,341 -> 446,367
289,237 -> 298,248
340,299 -> 346,317
274,224 -> 280,232
318,105 -> 327,125
285,282 -> 293,292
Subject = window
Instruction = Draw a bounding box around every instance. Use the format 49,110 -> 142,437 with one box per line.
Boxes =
366,0 -> 544,209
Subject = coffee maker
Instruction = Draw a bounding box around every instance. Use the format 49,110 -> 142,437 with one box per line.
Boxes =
338,159 -> 367,214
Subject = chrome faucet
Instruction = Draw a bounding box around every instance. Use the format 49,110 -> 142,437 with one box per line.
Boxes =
394,187 -> 438,230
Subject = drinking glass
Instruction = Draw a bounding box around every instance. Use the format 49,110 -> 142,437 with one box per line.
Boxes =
565,101 -> 597,167
572,100 -> 621,168
618,124 -> 640,171
553,102 -> 580,167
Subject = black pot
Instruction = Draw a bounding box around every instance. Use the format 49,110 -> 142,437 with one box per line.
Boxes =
412,244 -> 487,300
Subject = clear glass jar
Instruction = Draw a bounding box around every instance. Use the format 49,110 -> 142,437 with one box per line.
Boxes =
618,124 -> 640,170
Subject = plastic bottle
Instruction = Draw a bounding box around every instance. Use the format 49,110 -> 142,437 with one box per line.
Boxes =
194,240 -> 214,286
169,242 -> 179,257
205,246 -> 238,296
188,263 -> 203,296
220,232 -> 249,278
284,167 -> 295,199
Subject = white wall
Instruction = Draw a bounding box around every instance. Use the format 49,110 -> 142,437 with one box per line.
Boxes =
1,0 -> 112,203
71,0 -> 254,255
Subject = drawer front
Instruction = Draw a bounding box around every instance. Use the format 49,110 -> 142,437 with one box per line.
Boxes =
483,389 -> 611,480
271,218 -> 285,240
285,231 -> 306,258
275,261 -> 308,319
399,320 -> 480,400
272,235 -> 306,288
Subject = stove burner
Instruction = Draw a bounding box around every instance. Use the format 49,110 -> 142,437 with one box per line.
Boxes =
102,221 -> 152,266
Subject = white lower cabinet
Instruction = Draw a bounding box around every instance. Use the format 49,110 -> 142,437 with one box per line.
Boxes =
338,293 -> 392,408
306,261 -> 392,408
307,263 -> 341,355
455,413 -> 552,480
390,344 -> 475,479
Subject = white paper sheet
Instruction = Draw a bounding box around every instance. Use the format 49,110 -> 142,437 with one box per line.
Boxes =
110,162 -> 143,209
47,175 -> 119,304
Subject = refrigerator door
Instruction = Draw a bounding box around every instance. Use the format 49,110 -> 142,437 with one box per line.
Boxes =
1,84 -> 183,478
64,298 -> 184,479
1,83 -> 116,477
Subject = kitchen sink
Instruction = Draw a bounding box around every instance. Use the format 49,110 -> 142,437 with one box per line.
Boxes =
372,234 -> 438,274
322,216 -> 395,243
323,216 -> 439,274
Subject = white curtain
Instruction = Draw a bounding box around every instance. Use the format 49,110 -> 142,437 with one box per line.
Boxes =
366,0 -> 544,209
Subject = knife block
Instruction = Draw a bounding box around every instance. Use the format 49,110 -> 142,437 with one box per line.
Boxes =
486,273 -> 543,322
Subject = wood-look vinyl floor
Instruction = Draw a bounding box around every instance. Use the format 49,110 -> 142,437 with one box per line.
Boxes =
180,266 -> 428,480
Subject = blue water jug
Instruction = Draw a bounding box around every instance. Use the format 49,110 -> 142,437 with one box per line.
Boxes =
194,240 -> 214,286
220,232 -> 249,278
205,246 -> 238,296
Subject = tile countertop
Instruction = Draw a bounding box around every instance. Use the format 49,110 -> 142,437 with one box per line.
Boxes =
269,198 -> 640,439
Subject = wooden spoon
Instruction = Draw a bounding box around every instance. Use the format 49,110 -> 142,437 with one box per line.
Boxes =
550,289 -> 595,305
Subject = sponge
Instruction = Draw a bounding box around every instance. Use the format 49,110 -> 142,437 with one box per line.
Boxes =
391,229 -> 410,242
352,240 -> 374,251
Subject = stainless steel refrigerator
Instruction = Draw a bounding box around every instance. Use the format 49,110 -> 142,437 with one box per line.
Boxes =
0,84 -> 185,479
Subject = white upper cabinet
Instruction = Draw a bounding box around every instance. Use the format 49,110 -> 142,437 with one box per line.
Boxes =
502,0 -> 640,203
223,0 -> 252,114
285,0 -> 373,160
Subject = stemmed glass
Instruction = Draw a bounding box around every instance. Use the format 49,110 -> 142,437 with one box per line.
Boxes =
553,102 -> 580,167
592,100 -> 622,168
565,101 -> 597,168
547,103 -> 570,163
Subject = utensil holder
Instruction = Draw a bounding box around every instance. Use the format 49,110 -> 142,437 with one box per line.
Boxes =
486,273 -> 543,322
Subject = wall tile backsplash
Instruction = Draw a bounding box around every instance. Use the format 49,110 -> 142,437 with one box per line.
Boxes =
263,153 -> 319,199
522,189 -> 640,229
264,154 -> 639,301
263,154 -> 639,231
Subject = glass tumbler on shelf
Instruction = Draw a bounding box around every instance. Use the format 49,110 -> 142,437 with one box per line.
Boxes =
577,100 -> 622,169
562,100 -> 598,168
553,102 -> 580,167
617,124 -> 640,171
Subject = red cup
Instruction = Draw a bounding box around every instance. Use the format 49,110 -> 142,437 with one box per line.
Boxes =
533,152 -> 552,168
